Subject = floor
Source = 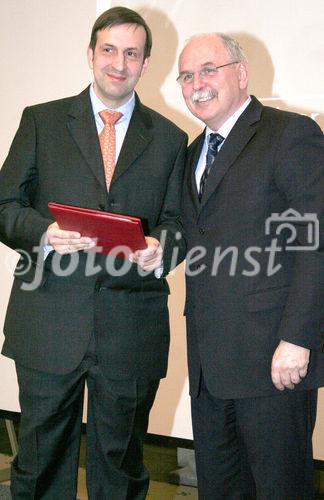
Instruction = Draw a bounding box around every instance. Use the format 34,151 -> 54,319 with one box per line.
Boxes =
76,438 -> 198,499
76,469 -> 198,499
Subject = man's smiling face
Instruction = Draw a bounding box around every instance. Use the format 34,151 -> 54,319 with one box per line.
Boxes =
178,34 -> 248,130
87,23 -> 149,108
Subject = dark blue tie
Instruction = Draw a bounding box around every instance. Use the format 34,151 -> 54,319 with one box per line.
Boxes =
198,133 -> 224,202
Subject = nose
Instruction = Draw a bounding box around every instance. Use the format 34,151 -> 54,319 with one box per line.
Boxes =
192,72 -> 204,90
112,51 -> 126,72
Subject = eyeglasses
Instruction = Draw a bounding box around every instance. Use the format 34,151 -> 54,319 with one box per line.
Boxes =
176,61 -> 239,86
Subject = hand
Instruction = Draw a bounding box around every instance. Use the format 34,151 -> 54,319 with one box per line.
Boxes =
46,222 -> 96,255
129,236 -> 163,272
271,340 -> 310,391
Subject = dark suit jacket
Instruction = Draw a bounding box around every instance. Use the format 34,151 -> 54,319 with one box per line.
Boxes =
182,96 -> 324,399
0,86 -> 188,379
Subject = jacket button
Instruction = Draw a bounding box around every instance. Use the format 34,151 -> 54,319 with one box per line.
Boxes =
199,227 -> 205,235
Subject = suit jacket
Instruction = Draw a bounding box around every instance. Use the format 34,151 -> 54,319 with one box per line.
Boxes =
0,86 -> 188,379
182,96 -> 324,399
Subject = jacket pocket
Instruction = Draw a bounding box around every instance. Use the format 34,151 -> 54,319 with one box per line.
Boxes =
246,285 -> 290,312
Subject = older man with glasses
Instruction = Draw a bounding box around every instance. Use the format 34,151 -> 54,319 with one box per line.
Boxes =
178,32 -> 324,499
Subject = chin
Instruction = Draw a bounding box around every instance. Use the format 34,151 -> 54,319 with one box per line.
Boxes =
193,107 -> 214,120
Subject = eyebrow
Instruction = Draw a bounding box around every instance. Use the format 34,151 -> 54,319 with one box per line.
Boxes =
101,43 -> 140,52
179,61 -> 216,75
124,47 -> 140,52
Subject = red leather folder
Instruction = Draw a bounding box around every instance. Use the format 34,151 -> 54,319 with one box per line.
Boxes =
48,202 -> 147,255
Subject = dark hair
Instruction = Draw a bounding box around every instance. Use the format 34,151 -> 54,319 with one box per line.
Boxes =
89,6 -> 152,60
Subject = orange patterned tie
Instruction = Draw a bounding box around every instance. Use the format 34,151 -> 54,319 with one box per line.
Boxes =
99,109 -> 123,190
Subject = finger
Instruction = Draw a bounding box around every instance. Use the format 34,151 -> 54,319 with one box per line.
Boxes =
48,228 -> 82,240
132,244 -> 162,261
279,371 -> 295,389
290,369 -> 302,385
299,366 -> 308,378
138,258 -> 162,270
138,242 -> 162,255
67,245 -> 94,253
134,250 -> 158,262
136,249 -> 157,259
138,254 -> 159,264
271,368 -> 285,391
54,241 -> 95,254
280,378 -> 294,389
273,381 -> 285,391
129,250 -> 162,268
51,237 -> 94,247
138,264 -> 157,272
54,246 -> 77,255
53,246 -> 72,255
139,260 -> 162,272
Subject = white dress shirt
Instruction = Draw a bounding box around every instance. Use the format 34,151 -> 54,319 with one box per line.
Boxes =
195,96 -> 252,190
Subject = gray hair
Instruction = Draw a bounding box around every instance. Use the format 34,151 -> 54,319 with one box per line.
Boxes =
185,33 -> 248,62
217,33 -> 247,62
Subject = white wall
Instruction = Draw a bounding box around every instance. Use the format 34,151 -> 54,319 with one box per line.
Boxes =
0,0 -> 97,410
0,0 -> 323,455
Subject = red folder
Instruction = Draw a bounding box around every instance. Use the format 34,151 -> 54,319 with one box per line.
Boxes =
48,202 -> 147,255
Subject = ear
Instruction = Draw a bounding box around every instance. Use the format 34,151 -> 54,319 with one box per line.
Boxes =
140,57 -> 150,77
238,62 -> 249,90
87,47 -> 94,70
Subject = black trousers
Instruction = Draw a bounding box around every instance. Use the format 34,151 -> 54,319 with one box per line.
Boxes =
191,375 -> 317,500
11,348 -> 159,500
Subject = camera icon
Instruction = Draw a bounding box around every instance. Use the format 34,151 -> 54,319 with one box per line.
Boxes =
265,208 -> 319,251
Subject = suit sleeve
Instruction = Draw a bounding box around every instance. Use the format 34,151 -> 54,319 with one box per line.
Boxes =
0,107 -> 52,256
274,115 -> 324,350
149,133 -> 188,275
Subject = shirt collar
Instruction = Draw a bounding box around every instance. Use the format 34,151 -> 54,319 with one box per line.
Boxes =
205,95 -> 252,141
89,83 -> 135,123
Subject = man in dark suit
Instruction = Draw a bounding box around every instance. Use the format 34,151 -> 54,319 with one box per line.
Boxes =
0,7 -> 187,499
178,33 -> 324,499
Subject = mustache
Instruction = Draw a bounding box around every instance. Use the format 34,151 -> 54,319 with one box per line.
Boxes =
191,90 -> 218,103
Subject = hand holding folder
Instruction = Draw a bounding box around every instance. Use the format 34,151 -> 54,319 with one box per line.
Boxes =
48,202 -> 147,256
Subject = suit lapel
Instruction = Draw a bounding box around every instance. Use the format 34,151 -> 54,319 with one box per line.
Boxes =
186,133 -> 205,214
67,86 -> 106,190
67,91 -> 153,190
199,96 -> 263,211
111,94 -> 153,186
